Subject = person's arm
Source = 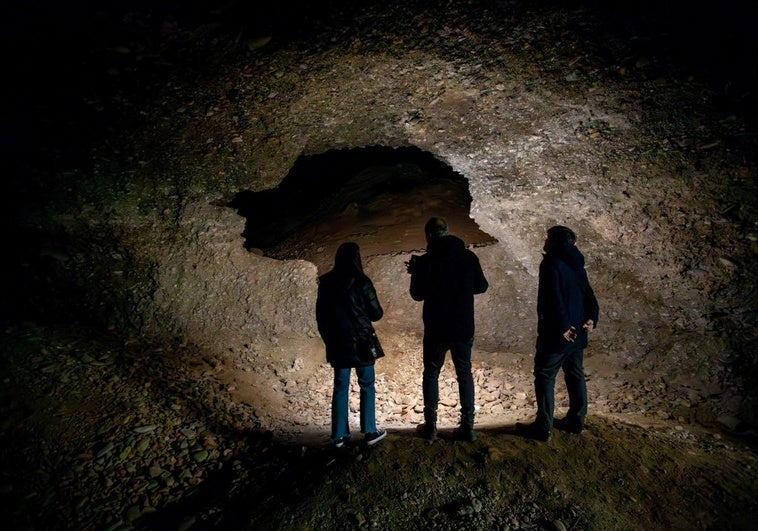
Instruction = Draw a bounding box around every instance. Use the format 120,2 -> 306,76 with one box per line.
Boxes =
471,252 -> 488,294
581,269 -> 599,329
363,278 -> 384,322
315,282 -> 331,342
541,260 -> 572,337
409,255 -> 428,301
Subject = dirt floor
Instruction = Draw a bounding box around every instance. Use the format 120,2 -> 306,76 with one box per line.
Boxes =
2,324 -> 757,530
3,0 -> 758,530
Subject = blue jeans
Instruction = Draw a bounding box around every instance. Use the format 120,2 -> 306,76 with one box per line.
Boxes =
422,337 -> 475,414
533,343 -> 587,433
331,365 -> 377,441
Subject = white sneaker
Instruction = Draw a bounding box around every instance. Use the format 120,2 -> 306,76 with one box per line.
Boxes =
365,429 -> 387,446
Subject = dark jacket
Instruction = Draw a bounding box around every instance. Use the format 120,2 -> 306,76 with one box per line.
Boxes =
316,269 -> 383,368
409,235 -> 489,341
536,243 -> 599,353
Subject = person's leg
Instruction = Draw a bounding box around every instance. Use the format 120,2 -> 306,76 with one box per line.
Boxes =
451,338 -> 476,441
331,367 -> 352,441
450,338 -> 475,412
356,364 -> 377,434
533,349 -> 566,434
356,364 -> 386,445
561,346 -> 587,429
422,336 -> 448,413
420,337 -> 447,439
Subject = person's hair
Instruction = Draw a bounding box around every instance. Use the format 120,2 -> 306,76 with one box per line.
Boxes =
546,225 -> 576,245
424,217 -> 448,240
333,242 -> 363,273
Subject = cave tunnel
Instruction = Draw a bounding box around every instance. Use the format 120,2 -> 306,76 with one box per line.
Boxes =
4,0 -> 758,528
228,145 -> 497,272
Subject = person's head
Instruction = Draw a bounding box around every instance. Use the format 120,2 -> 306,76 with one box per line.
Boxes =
333,242 -> 363,274
544,225 -> 576,253
424,217 -> 448,243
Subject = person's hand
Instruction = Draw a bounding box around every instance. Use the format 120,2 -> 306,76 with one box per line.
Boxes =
405,255 -> 420,274
563,327 -> 577,342
582,319 -> 595,331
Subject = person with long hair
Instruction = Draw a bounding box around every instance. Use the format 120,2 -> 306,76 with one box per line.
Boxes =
316,242 -> 387,447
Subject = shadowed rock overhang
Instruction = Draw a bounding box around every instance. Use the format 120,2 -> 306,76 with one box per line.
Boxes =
228,145 -> 496,271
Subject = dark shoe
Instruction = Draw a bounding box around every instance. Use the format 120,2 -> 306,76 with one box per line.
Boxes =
452,424 -> 477,442
334,435 -> 350,448
516,422 -> 551,442
453,408 -> 476,442
553,416 -> 584,434
416,422 -> 438,441
365,429 -> 387,446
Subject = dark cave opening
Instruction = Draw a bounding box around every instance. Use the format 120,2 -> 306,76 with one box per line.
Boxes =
228,145 -> 496,271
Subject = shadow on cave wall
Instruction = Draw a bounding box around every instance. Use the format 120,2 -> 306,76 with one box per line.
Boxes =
227,145 -> 496,272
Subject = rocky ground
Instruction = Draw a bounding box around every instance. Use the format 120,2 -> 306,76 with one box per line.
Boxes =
2,323 -> 757,530
3,0 -> 758,530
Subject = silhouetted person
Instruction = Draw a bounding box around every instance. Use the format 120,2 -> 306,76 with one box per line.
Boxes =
408,217 -> 489,441
316,242 -> 387,447
518,226 -> 599,441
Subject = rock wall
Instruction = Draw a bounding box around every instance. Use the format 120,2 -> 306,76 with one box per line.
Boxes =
8,1 -> 755,427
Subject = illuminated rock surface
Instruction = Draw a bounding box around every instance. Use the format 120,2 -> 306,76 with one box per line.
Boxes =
3,1 -> 756,529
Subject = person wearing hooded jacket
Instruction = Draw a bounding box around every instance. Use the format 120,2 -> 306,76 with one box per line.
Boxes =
317,242 -> 387,447
408,217 -> 489,441
518,225 -> 599,441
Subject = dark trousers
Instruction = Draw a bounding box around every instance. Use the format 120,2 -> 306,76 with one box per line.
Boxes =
533,344 -> 587,432
422,337 -> 475,414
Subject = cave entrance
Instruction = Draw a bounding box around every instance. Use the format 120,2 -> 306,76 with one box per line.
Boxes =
229,145 -> 496,272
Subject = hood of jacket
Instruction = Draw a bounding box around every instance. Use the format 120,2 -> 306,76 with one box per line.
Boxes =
427,234 -> 466,257
546,242 -> 585,271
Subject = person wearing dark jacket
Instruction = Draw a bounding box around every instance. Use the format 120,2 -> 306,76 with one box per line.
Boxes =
518,226 -> 599,441
316,242 -> 387,447
408,217 -> 489,441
